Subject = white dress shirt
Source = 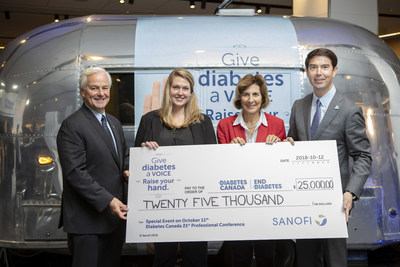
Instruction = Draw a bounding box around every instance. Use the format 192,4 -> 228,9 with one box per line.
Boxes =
233,111 -> 268,143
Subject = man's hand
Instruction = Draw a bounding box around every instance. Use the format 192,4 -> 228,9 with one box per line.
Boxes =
283,137 -> 295,146
123,170 -> 130,182
109,197 -> 128,220
343,191 -> 353,222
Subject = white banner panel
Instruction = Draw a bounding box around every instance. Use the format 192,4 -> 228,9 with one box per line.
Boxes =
135,17 -> 300,68
133,16 -> 303,128
126,141 -> 348,243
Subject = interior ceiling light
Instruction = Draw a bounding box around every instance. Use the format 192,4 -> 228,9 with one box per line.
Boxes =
54,14 -> 59,22
120,0 -> 125,3
256,6 -> 262,14
190,0 -> 195,9
379,32 -> 400,38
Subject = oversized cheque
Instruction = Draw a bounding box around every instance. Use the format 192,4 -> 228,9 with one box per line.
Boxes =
126,140 -> 348,243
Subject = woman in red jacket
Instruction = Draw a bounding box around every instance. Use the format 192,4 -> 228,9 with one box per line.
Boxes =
217,73 -> 286,267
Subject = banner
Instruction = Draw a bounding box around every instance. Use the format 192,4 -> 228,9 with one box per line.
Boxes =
134,16 -> 303,127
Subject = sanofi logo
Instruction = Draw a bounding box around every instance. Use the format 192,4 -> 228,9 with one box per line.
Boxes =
272,216 -> 312,226
315,214 -> 327,226
272,215 -> 327,227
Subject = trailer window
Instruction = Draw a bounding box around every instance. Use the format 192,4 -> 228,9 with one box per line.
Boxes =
106,73 -> 134,126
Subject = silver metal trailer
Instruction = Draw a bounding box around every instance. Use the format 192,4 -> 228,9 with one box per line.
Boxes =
0,15 -> 399,255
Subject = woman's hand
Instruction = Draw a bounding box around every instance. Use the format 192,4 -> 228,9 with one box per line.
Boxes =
230,137 -> 246,145
283,137 -> 295,146
265,135 -> 281,144
141,141 -> 159,150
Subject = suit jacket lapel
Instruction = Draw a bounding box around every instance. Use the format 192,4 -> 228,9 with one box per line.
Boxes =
314,91 -> 343,140
303,94 -> 313,140
107,117 -> 123,166
255,114 -> 269,142
233,124 -> 246,140
81,105 -> 120,166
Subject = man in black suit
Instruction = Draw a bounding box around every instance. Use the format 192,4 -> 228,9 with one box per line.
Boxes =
288,48 -> 372,266
57,67 -> 129,267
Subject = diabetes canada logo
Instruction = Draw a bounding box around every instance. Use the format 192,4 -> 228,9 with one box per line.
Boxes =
315,214 -> 327,226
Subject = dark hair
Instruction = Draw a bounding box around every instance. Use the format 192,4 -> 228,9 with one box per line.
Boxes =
233,74 -> 269,110
305,48 -> 338,69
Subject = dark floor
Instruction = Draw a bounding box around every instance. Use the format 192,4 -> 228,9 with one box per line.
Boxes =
1,244 -> 400,267
364,244 -> 400,267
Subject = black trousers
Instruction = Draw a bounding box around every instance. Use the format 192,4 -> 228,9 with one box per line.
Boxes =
67,222 -> 125,267
152,242 -> 208,267
231,240 -> 276,267
296,238 -> 347,267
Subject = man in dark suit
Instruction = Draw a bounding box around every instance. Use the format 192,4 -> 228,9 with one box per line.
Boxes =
288,48 -> 372,267
57,67 -> 129,267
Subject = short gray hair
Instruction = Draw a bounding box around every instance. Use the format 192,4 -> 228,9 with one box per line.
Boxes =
79,67 -> 112,90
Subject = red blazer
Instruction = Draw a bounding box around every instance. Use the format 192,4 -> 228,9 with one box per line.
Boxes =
217,113 -> 287,144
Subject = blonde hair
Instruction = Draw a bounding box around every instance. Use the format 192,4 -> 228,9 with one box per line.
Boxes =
233,74 -> 270,110
159,69 -> 204,129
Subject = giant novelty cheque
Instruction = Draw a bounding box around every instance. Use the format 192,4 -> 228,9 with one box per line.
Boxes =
126,141 -> 348,243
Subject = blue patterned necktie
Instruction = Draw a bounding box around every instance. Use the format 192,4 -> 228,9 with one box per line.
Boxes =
101,115 -> 112,137
310,99 -> 321,140
101,115 -> 118,153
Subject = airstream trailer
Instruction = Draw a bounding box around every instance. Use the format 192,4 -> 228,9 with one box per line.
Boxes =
0,14 -> 399,258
